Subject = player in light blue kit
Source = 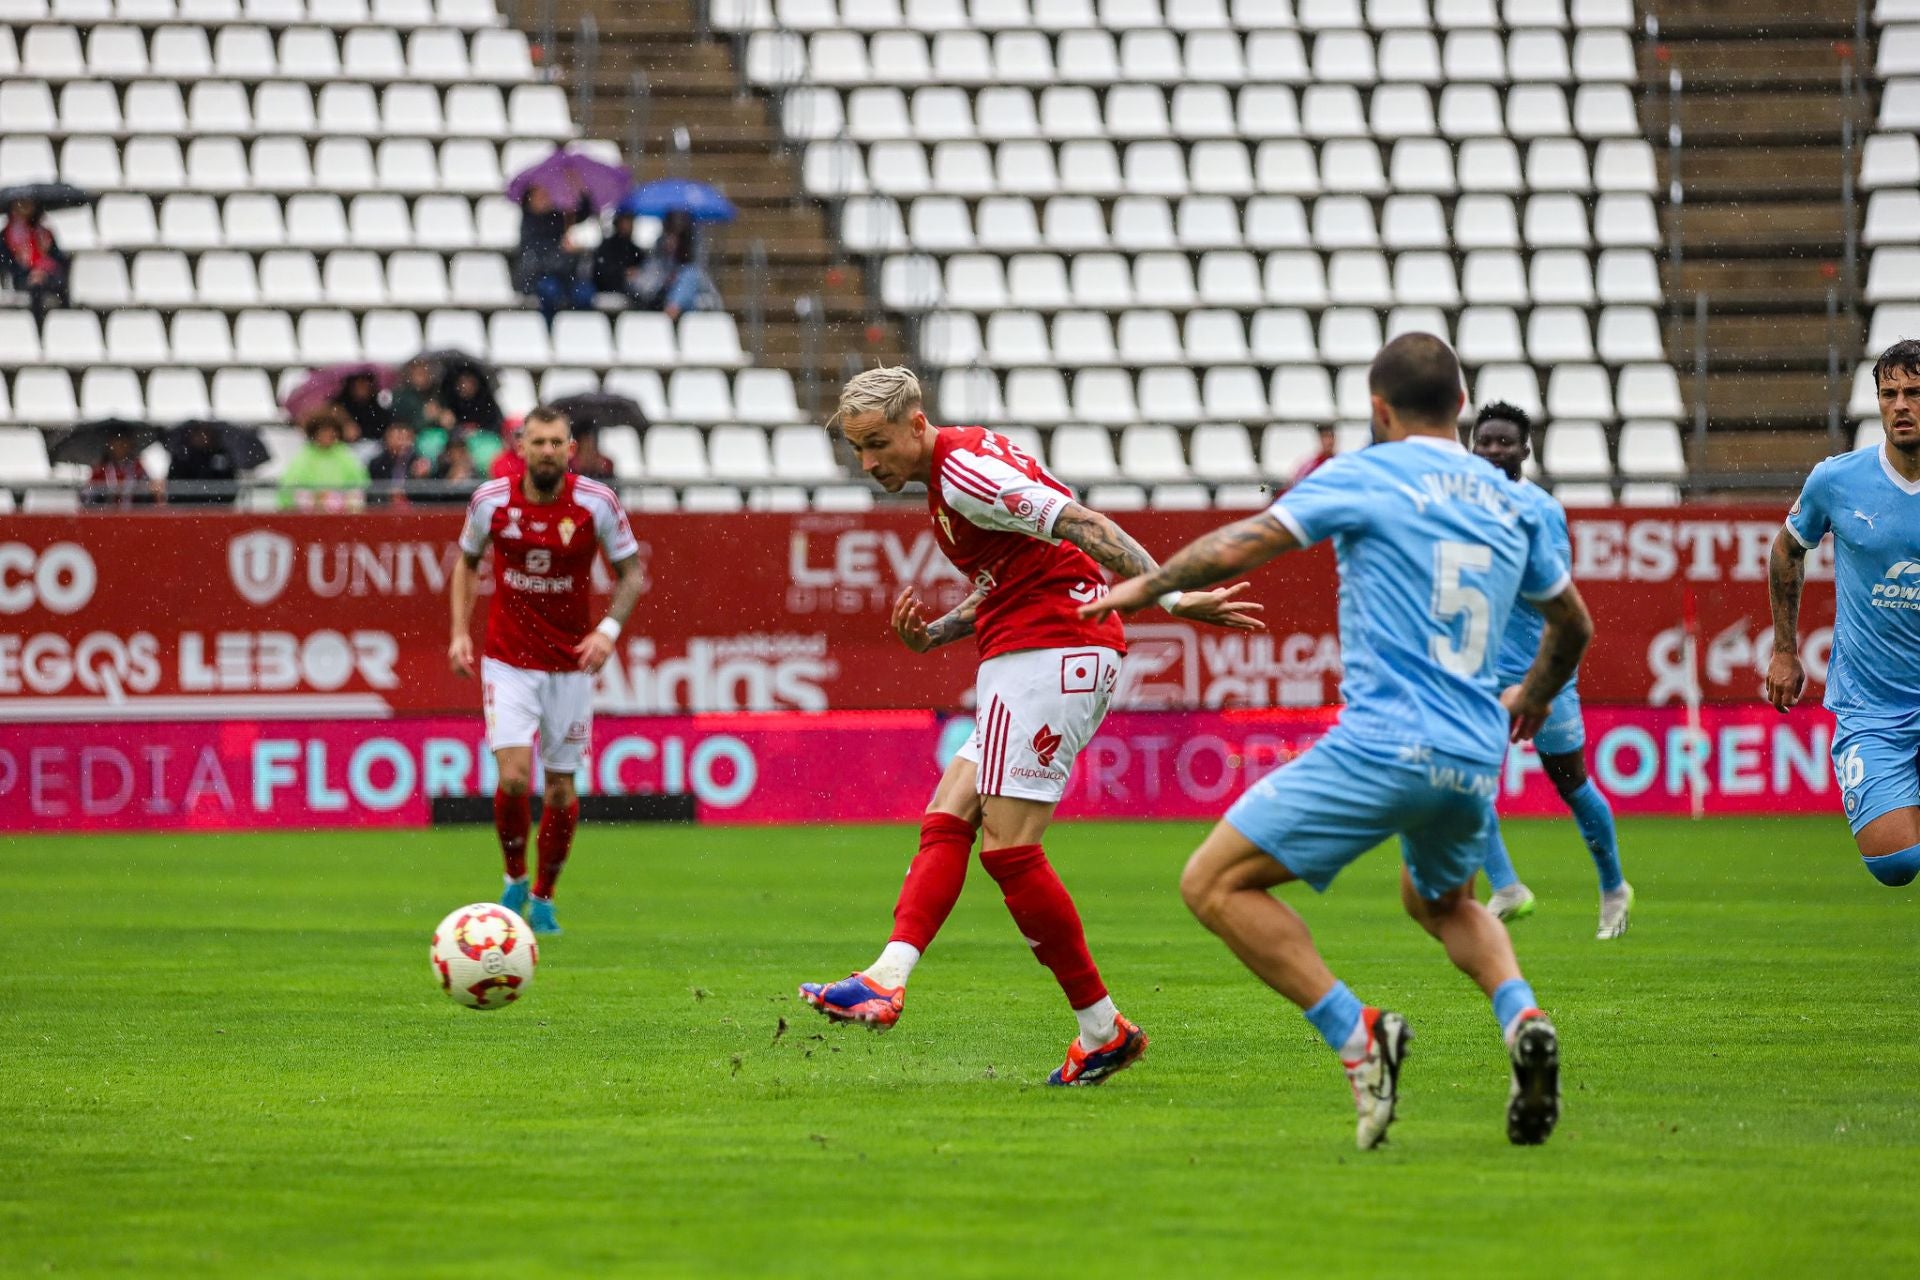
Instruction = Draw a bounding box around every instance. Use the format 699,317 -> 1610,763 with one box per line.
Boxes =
1469,403 -> 1634,938
1087,335 -> 1594,1149
1768,339 -> 1920,886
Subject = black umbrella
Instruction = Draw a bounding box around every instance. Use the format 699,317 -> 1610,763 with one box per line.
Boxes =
419,348 -> 498,389
48,418 -> 160,466
0,182 -> 97,212
168,419 -> 268,471
549,391 -> 646,435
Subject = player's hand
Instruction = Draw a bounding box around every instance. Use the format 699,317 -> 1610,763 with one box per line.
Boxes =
574,630 -> 616,675
1078,574 -> 1159,622
1765,649 -> 1806,713
1501,684 -> 1552,743
1166,582 -> 1267,632
891,587 -> 936,653
448,633 -> 475,679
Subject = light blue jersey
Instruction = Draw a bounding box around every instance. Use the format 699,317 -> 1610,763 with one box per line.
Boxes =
1269,437 -> 1572,767
1785,443 -> 1920,835
1228,435 -> 1572,899
1785,444 -> 1920,725
1492,478 -> 1572,687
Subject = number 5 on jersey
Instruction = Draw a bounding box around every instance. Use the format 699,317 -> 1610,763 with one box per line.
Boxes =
1430,540 -> 1494,676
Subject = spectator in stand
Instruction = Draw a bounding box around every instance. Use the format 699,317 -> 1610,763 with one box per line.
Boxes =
631,210 -> 718,320
572,430 -> 615,480
1290,425 -> 1338,487
3,198 -> 70,321
591,211 -> 649,302
437,365 -> 506,473
390,358 -> 442,435
279,408 -> 370,511
425,434 -> 480,503
514,187 -> 594,322
81,425 -> 157,508
335,371 -> 393,451
163,423 -> 239,505
367,420 -> 430,505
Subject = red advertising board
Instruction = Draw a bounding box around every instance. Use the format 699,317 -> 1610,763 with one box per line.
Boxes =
0,706 -> 1842,832
0,507 -> 1830,722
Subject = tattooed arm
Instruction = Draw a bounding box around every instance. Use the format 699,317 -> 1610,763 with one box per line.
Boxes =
1501,584 -> 1594,742
892,585 -> 989,654
1079,512 -> 1299,622
1053,503 -> 1266,631
1765,526 -> 1809,712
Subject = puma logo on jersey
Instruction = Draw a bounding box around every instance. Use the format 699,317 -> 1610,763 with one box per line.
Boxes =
1030,724 -> 1063,768
1854,509 -> 1879,528
935,509 -> 954,542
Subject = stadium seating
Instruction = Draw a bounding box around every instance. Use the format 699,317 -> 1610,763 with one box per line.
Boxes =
1862,16 -> 1920,444
736,0 -> 1684,502
0,0 -> 1689,504
0,2 -> 874,505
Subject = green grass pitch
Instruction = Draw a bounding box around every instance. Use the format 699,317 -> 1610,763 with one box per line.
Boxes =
2,816 -> 1914,1278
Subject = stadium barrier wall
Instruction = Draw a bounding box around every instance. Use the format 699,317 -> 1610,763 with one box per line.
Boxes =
0,507 -> 1832,724
0,705 -> 1839,831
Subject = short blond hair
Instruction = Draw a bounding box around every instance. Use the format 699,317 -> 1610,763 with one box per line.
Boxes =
834,365 -> 922,427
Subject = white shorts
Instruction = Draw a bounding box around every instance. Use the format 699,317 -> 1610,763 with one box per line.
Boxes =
481,657 -> 594,774
957,646 -> 1122,802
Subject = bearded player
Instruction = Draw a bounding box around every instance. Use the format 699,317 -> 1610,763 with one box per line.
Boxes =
798,366 -> 1264,1086
448,406 -> 644,934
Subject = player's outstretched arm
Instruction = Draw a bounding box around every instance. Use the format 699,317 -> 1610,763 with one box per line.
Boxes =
1079,512 -> 1297,622
1502,584 -> 1594,741
1054,503 -> 1267,631
1765,527 -> 1809,713
448,551 -> 481,678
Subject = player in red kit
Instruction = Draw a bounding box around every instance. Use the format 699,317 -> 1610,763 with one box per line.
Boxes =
799,367 -> 1264,1085
448,407 -> 644,934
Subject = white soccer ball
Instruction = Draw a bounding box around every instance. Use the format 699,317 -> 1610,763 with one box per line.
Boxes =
430,903 -> 537,1010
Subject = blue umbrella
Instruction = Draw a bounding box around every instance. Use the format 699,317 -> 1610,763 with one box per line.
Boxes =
620,178 -> 737,223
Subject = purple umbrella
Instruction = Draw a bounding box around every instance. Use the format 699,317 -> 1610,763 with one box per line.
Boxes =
506,147 -> 633,213
283,362 -> 397,422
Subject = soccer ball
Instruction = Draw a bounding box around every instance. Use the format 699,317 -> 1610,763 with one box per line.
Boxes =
430,903 -> 537,1010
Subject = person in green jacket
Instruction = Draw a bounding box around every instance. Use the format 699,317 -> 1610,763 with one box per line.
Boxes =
279,409 -> 370,511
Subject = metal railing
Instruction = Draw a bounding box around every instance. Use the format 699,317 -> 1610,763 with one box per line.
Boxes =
1690,291 -> 1709,470
572,12 -> 598,133
1664,64 -> 1685,275
796,293 -> 823,416
1841,50 -> 1860,309
625,70 -> 651,172
743,238 -> 769,363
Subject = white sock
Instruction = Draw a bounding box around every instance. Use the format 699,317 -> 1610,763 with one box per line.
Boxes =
1075,995 -> 1120,1051
865,941 -> 921,990
1338,1018 -> 1369,1062
504,874 -> 528,889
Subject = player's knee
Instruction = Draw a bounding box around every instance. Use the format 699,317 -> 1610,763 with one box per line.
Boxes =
544,777 -> 577,807
1179,853 -> 1227,925
1862,844 -> 1920,887
496,771 -> 532,797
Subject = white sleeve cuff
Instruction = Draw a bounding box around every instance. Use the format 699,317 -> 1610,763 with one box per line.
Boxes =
1266,504 -> 1313,548
1521,569 -> 1573,603
1783,519 -> 1819,551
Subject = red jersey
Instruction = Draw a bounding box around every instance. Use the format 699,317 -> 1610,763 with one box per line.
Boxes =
459,473 -> 639,672
929,426 -> 1126,661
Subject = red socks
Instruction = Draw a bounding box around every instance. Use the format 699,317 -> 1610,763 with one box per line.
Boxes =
494,789 -> 530,881
979,843 -> 1107,1009
890,812 -> 978,950
532,798 -> 579,899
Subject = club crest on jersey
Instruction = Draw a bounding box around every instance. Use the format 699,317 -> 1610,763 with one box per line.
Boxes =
558,517 -> 577,546
501,509 -> 523,541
